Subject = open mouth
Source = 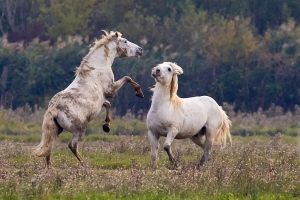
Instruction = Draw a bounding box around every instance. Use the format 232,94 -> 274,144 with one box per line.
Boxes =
152,73 -> 160,78
136,51 -> 143,57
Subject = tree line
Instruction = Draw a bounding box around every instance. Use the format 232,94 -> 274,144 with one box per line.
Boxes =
1,0 -> 300,115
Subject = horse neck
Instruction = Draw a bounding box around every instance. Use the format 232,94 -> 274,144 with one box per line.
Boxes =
76,42 -> 117,82
87,42 -> 117,72
152,84 -> 172,105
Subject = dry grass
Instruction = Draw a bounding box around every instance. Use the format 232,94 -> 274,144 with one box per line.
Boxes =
223,104 -> 300,136
0,105 -> 299,199
1,104 -> 300,137
0,134 -> 299,199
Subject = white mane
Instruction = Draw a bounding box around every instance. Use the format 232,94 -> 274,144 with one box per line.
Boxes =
151,62 -> 184,108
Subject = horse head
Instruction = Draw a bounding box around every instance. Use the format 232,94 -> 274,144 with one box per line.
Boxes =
110,31 -> 143,58
151,62 -> 183,85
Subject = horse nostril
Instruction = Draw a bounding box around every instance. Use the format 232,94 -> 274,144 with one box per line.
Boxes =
156,69 -> 160,73
136,47 -> 143,56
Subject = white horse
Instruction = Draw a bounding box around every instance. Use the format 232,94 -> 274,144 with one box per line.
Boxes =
33,31 -> 144,168
147,62 -> 232,169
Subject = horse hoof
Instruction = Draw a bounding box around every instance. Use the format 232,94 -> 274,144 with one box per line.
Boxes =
102,124 -> 110,132
136,93 -> 144,98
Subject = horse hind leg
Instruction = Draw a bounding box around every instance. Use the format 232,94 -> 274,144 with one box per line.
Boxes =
199,129 -> 216,168
102,100 -> 111,132
68,133 -> 84,164
190,127 -> 206,150
45,154 -> 51,168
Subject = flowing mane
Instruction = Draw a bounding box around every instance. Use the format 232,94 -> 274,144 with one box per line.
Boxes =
151,62 -> 183,107
76,31 -> 122,76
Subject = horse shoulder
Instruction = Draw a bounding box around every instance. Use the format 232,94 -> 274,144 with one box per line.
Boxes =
147,106 -> 183,136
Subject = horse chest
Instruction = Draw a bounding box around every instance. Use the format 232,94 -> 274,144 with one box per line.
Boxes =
147,111 -> 180,136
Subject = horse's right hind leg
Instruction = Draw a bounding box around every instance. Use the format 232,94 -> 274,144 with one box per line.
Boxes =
68,134 -> 84,164
102,100 -> 111,132
198,133 -> 214,168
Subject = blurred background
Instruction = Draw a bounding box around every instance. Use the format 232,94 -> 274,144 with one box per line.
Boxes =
0,0 -> 300,137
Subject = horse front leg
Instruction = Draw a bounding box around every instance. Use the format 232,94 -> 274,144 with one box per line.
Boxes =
108,76 -> 144,98
164,131 -> 178,169
148,131 -> 159,170
102,100 -> 111,132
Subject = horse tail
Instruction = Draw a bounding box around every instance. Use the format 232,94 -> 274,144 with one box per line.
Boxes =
215,107 -> 232,148
33,107 -> 59,157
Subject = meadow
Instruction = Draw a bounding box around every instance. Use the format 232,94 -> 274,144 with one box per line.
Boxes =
0,105 -> 299,200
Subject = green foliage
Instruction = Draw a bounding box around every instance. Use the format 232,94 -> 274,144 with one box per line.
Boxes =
37,0 -> 96,39
1,0 -> 300,113
0,36 -> 87,108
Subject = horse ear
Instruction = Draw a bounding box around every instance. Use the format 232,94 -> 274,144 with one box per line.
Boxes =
114,31 -> 122,38
170,63 -> 183,75
175,66 -> 183,75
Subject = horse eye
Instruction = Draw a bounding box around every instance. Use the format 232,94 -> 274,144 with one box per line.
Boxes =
168,68 -> 172,72
124,40 -> 128,43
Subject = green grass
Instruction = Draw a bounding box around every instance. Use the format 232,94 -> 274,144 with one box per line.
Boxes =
0,108 -> 299,200
232,125 -> 300,137
0,135 -> 299,200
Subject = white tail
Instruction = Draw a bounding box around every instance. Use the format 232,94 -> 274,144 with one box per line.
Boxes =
215,108 -> 232,148
33,107 -> 59,157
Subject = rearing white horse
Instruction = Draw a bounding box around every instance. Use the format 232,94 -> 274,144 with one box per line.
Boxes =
33,31 -> 144,168
147,62 -> 232,169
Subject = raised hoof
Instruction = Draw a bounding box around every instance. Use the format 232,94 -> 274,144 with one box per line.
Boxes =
136,93 -> 144,98
102,124 -> 110,132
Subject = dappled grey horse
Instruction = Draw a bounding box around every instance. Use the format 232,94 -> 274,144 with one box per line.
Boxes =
33,31 -> 144,168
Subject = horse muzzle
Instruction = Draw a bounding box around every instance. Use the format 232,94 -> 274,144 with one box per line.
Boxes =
151,67 -> 161,78
135,47 -> 143,57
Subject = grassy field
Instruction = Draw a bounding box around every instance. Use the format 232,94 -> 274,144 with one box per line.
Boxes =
0,133 -> 299,200
0,106 -> 299,199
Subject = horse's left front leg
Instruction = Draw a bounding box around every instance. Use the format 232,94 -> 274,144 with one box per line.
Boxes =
102,100 -> 111,132
109,76 -> 144,98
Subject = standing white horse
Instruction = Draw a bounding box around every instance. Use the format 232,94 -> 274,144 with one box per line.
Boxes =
33,31 -> 144,168
147,62 -> 232,169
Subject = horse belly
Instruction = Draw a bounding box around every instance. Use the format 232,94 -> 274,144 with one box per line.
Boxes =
175,126 -> 203,139
175,119 -> 205,139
